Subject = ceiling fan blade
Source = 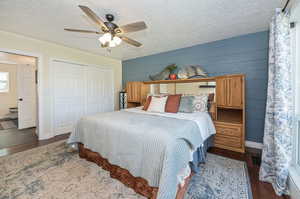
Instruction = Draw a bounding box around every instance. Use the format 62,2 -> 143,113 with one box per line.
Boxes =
118,21 -> 147,33
64,28 -> 101,34
120,36 -> 142,47
78,5 -> 108,31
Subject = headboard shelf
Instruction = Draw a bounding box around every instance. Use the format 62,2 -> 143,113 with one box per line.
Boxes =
143,74 -> 244,84
144,77 -> 216,84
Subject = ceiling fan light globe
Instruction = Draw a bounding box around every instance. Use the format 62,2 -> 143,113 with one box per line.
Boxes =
99,33 -> 112,44
98,37 -> 105,44
109,41 -> 116,47
113,36 -> 122,45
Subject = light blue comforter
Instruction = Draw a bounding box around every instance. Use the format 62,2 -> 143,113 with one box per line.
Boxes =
68,110 -> 209,199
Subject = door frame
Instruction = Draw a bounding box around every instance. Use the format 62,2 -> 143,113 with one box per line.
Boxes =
49,58 -> 114,138
0,48 -> 43,138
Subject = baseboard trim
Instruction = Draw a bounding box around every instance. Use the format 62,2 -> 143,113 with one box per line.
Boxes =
245,141 -> 263,149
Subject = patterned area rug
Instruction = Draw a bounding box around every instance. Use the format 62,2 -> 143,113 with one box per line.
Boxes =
184,153 -> 252,199
0,141 -> 252,199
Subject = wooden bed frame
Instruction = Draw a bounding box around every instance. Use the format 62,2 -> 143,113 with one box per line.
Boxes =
78,143 -> 192,199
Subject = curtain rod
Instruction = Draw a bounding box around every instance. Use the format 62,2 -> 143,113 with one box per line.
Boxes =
282,0 -> 290,12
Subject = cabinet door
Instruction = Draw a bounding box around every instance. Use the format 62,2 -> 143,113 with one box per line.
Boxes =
126,82 -> 141,102
227,76 -> 243,108
140,84 -> 150,105
216,78 -> 227,106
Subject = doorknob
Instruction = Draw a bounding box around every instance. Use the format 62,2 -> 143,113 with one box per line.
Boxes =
19,98 -> 23,101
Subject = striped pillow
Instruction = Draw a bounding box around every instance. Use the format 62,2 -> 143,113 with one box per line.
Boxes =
147,96 -> 168,113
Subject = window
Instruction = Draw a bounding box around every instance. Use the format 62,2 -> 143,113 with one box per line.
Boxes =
292,20 -> 300,171
0,72 -> 9,92
296,24 -> 300,168
289,3 -> 300,196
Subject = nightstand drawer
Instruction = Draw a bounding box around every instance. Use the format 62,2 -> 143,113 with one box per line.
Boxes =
215,124 -> 242,137
214,134 -> 242,148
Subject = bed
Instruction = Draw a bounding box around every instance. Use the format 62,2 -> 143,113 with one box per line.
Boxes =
68,107 -> 215,199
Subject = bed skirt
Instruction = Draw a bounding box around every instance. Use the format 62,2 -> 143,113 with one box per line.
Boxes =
78,143 -> 192,199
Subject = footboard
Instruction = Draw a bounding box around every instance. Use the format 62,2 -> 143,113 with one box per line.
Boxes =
78,143 -> 192,199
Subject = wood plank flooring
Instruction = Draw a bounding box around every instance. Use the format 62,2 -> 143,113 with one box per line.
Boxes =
0,128 -> 37,149
0,133 -> 69,157
208,147 -> 290,199
0,135 -> 290,199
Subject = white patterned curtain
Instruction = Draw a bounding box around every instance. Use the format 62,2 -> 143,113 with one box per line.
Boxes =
259,9 -> 293,195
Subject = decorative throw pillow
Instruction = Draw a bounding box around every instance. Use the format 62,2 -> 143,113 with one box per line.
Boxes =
178,96 -> 195,113
165,94 -> 182,113
147,96 -> 168,113
193,94 -> 209,112
142,96 -> 152,111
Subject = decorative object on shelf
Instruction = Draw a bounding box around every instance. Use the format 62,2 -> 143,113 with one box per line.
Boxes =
169,73 -> 177,80
178,65 -> 208,79
119,91 -> 127,109
149,64 -> 177,81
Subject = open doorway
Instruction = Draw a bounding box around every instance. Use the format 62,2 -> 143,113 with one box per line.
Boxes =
0,51 -> 38,149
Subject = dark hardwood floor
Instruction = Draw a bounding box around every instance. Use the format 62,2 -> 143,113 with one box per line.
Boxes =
208,147 -> 290,199
0,135 -> 289,199
0,133 -> 70,157
0,128 -> 37,149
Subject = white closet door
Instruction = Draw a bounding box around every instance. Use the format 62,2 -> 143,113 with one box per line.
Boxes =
86,67 -> 114,115
52,61 -> 85,135
52,61 -> 114,136
102,69 -> 114,112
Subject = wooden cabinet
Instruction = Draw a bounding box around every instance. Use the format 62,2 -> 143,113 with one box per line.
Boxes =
126,82 -> 149,108
215,74 -> 245,153
214,121 -> 245,153
216,78 -> 227,106
126,82 -> 141,102
216,75 -> 243,109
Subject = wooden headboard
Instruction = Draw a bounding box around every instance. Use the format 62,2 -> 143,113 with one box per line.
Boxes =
141,80 -> 217,120
140,74 -> 246,153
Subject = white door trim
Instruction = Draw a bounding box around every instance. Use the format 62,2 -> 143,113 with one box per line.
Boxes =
0,48 -> 43,138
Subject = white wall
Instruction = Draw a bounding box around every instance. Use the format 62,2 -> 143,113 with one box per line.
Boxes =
0,30 -> 122,139
0,64 -> 17,118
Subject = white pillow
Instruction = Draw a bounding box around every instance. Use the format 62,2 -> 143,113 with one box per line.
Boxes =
147,96 -> 168,113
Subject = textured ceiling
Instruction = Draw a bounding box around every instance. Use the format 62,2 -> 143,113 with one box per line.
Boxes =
0,0 -> 282,60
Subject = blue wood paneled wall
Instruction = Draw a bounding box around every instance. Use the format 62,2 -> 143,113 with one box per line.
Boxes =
122,31 -> 269,143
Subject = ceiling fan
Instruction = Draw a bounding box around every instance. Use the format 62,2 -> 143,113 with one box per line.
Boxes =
64,5 -> 147,48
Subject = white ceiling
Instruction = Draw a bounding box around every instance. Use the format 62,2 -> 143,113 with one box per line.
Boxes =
0,0 -> 283,60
